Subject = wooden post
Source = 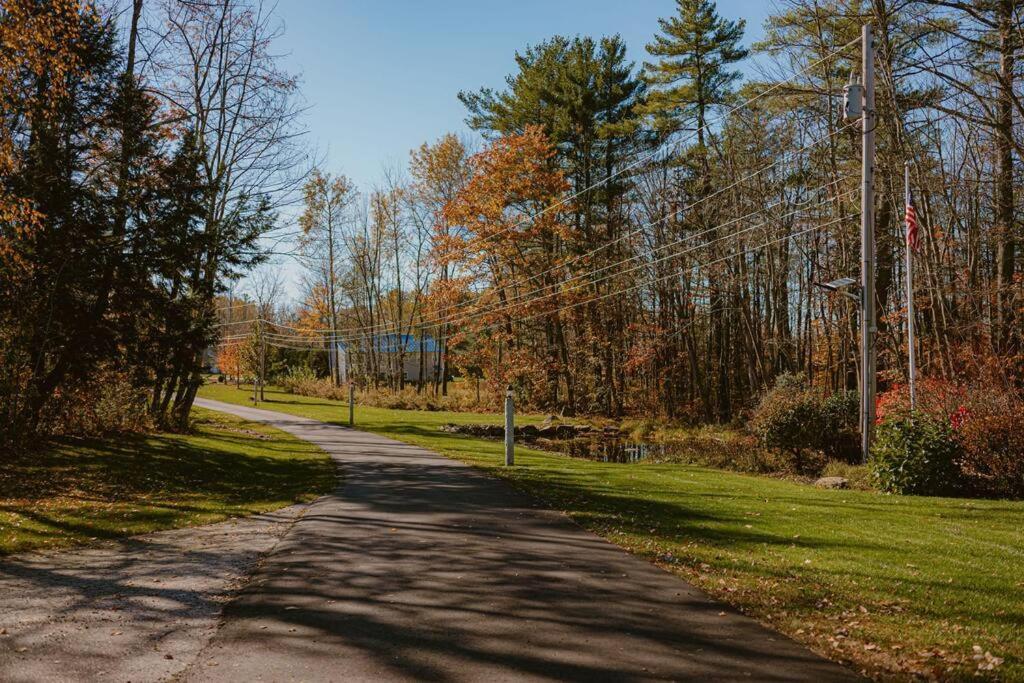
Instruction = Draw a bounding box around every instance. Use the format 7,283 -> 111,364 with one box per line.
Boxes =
259,320 -> 266,402
252,322 -> 259,406
504,387 -> 514,467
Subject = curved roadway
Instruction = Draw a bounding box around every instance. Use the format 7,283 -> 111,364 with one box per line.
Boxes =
181,398 -> 860,682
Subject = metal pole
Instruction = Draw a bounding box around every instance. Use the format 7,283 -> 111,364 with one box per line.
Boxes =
905,161 -> 916,411
349,382 -> 355,427
259,319 -> 266,402
253,319 -> 260,405
504,387 -> 514,467
860,24 -> 876,463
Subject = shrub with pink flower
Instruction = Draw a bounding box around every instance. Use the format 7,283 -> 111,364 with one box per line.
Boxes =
949,405 -> 970,432
875,379 -> 973,429
871,378 -> 1023,498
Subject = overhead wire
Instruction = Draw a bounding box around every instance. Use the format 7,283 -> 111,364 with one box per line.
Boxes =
243,36 -> 861,341
222,176 -> 855,345
218,38 -> 863,348
251,204 -> 855,346
248,118 -> 859,340
246,214 -> 855,349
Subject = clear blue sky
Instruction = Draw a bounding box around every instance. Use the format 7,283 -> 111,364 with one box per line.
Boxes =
275,0 -> 772,192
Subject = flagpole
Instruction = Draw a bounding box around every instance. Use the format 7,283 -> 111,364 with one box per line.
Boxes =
905,161 -> 917,411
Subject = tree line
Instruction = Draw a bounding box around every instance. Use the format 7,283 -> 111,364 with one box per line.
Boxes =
274,0 -> 1023,422
4,0 -> 1014,437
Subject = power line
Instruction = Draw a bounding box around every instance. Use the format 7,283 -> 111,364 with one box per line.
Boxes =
223,182 -> 853,345
257,119 -> 858,340
248,215 -> 854,349
414,179 -> 855,334
219,40 -> 863,348
421,129 -> 856,334
255,208 -> 853,346
463,36 -> 861,249
385,193 -> 855,338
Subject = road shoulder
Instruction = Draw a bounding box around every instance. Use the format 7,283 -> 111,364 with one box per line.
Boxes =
0,503 -> 308,682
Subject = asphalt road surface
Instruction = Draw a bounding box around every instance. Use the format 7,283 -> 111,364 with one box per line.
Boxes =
179,398 -> 860,682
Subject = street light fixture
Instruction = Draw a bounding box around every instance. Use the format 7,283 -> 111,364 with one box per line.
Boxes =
814,276 -> 861,304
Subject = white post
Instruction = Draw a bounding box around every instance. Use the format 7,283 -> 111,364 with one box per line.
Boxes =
348,382 -> 355,427
905,162 -> 916,411
504,387 -> 514,467
860,24 -> 876,464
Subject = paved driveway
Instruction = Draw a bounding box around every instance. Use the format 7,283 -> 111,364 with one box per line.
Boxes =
181,398 -> 859,682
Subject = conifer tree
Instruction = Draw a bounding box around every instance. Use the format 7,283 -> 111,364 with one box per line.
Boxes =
640,0 -> 747,421
459,35 -> 644,414
640,0 -> 748,149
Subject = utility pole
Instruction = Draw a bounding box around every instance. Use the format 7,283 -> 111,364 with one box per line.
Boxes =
860,24 -> 876,463
259,318 -> 267,402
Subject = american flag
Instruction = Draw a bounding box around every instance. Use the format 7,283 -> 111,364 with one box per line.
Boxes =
905,193 -> 921,252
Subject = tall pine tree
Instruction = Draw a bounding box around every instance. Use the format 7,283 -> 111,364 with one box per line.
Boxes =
640,0 -> 748,421
459,35 -> 645,414
640,0 -> 747,149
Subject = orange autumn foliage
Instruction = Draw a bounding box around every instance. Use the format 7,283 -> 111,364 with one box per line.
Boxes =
216,341 -> 245,383
435,126 -> 576,400
0,0 -> 88,272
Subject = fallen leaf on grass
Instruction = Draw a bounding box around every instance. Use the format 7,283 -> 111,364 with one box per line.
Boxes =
972,646 -> 1003,671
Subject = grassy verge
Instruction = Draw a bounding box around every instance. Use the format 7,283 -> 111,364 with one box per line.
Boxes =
0,408 -> 335,555
199,383 -> 1023,680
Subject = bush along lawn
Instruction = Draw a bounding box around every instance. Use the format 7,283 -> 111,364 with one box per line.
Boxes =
199,383 -> 1024,680
0,407 -> 335,555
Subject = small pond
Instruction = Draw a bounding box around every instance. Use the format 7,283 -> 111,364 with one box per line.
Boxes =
545,438 -> 668,463
440,422 -> 679,464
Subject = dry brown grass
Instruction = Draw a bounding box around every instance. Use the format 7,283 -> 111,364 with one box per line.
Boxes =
281,376 -> 501,413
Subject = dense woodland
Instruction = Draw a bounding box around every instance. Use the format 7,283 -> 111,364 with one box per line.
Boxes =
3,0 -> 1024,451
246,0 -> 1024,423
0,0 -> 306,444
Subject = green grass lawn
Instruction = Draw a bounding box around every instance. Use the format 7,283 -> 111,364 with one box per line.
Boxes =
200,383 -> 1024,680
0,407 -> 335,555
